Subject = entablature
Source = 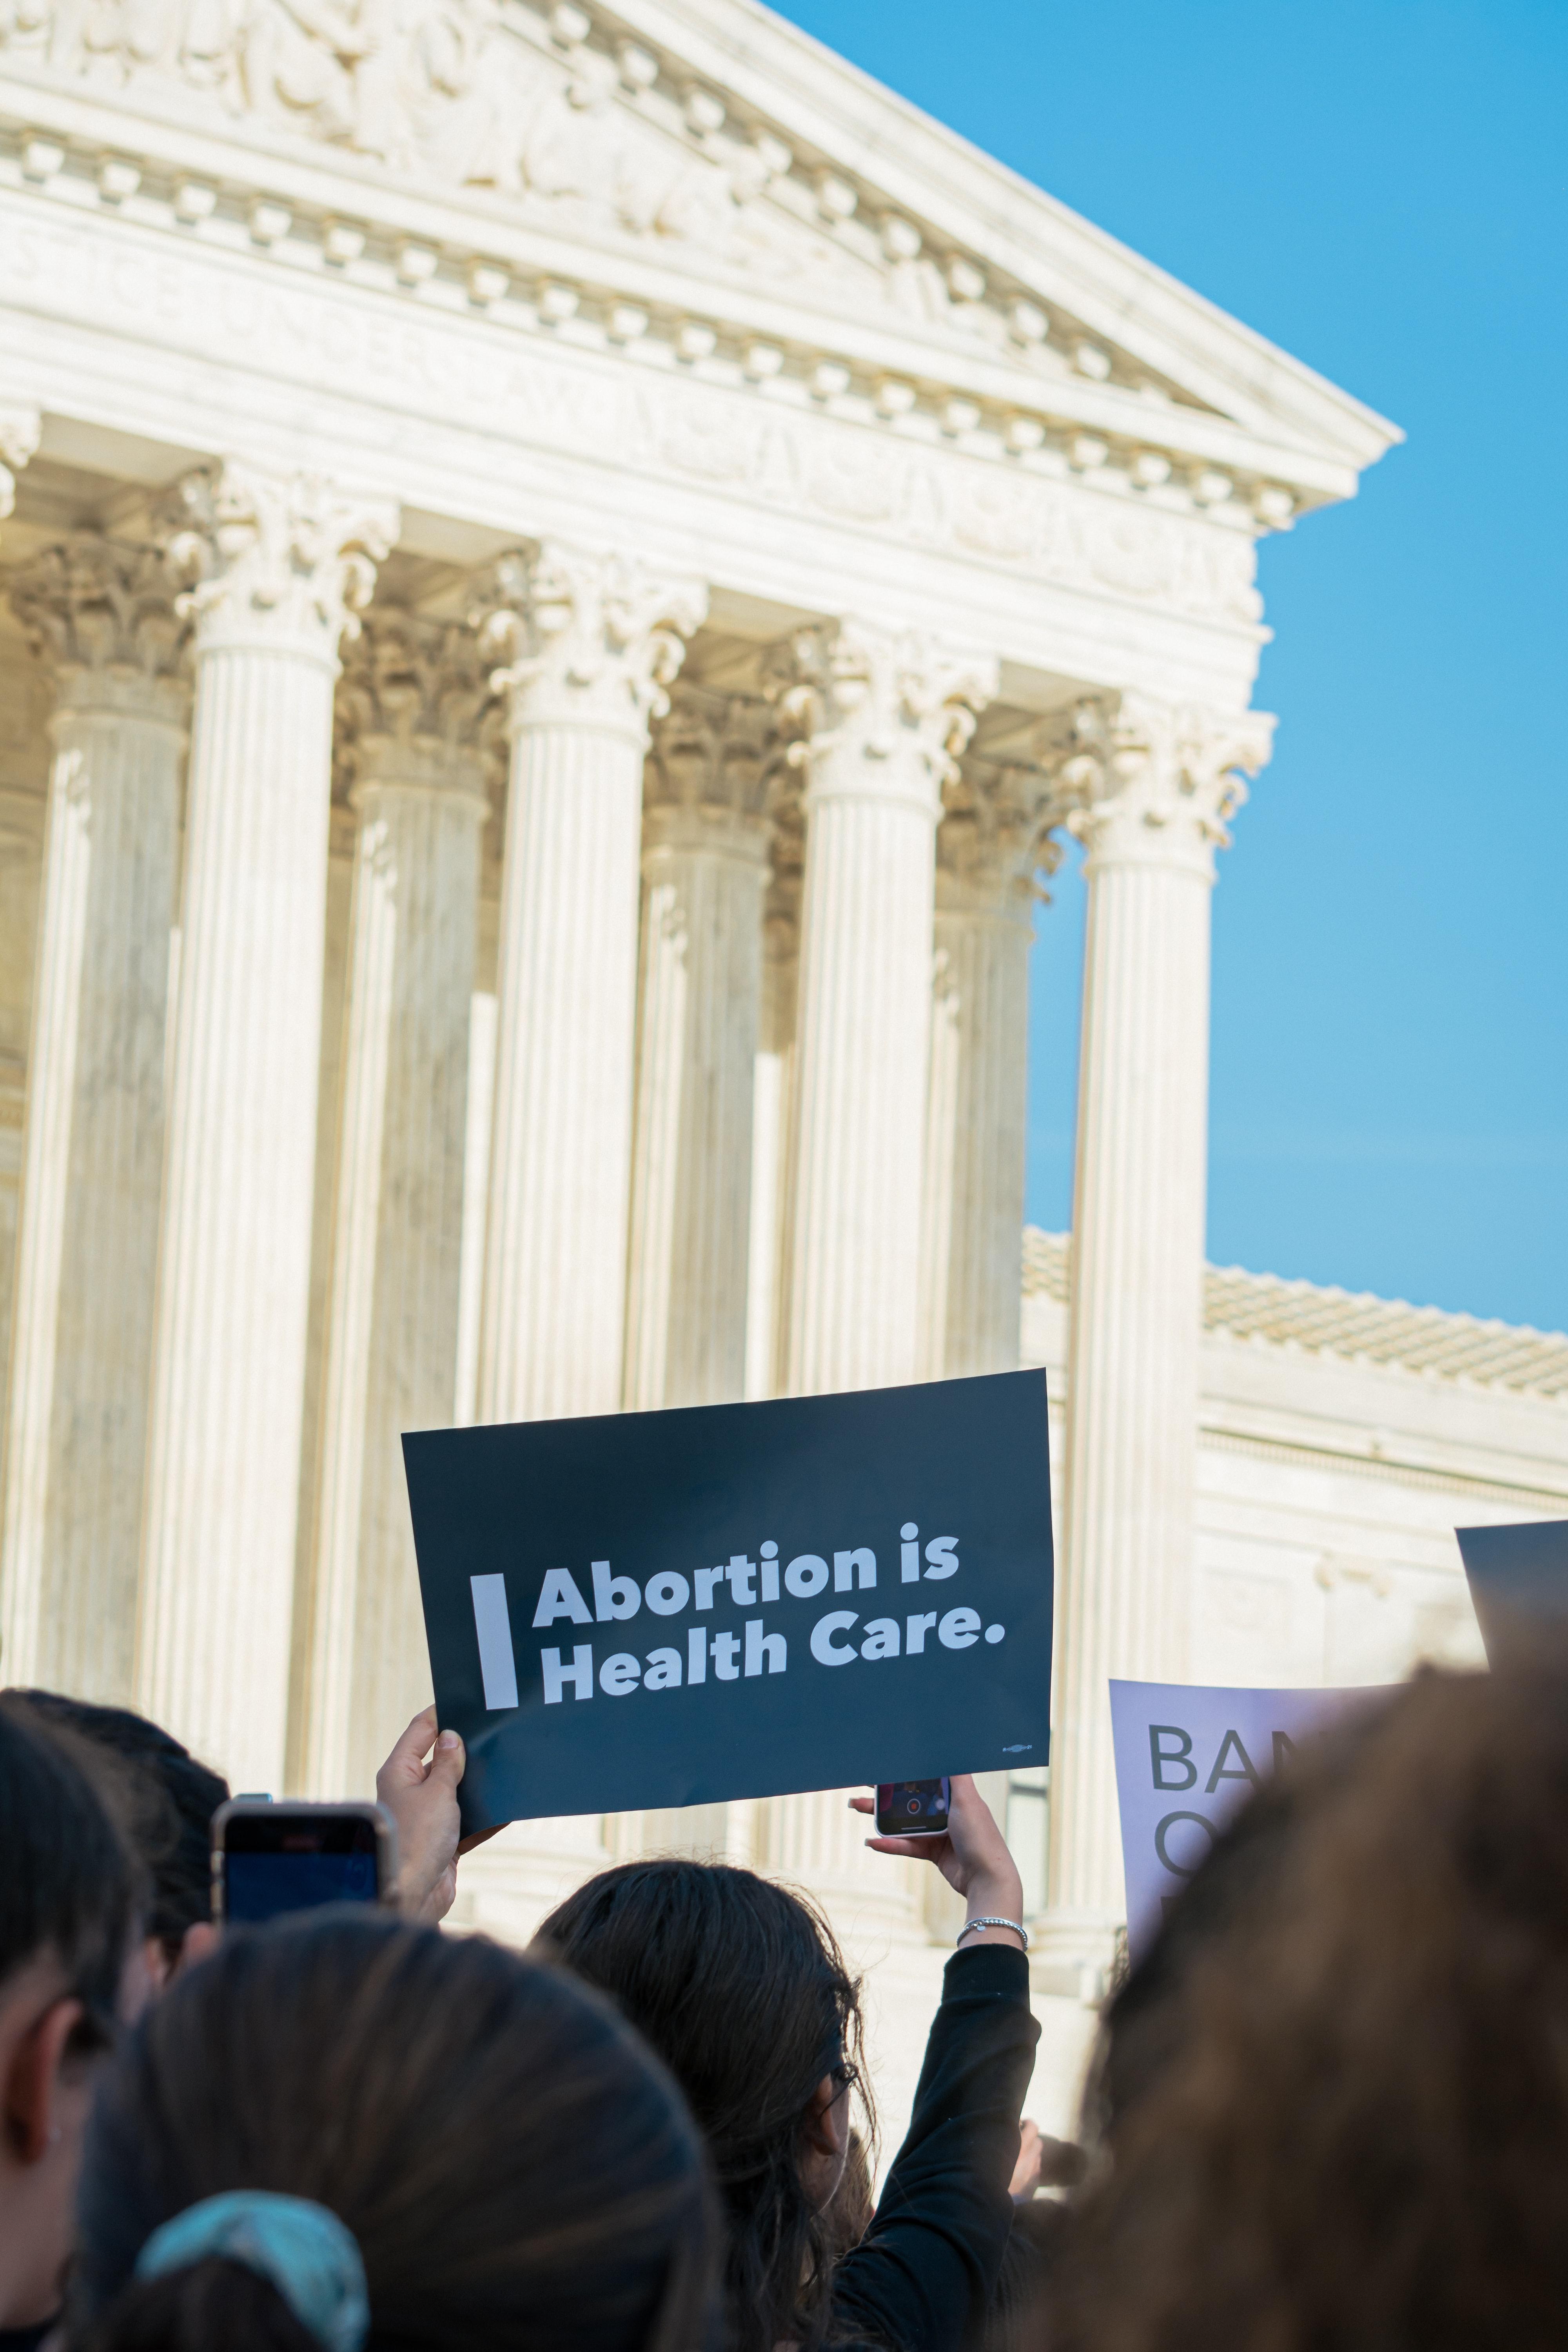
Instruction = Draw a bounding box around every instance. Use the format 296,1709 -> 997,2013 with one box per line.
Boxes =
0,170 -> 1273,708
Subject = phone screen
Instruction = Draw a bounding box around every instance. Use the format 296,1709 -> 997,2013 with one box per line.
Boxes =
875,1778 -> 951,1837
220,1813 -> 383,1924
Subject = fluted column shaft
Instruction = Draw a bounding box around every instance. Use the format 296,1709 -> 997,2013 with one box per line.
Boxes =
624,690 -> 770,1412
744,922 -> 798,1401
477,545 -> 705,1424
788,804 -> 930,1394
307,635 -> 487,1795
920,874 -> 1034,1381
782,624 -> 996,1397
1,594 -> 187,1697
1045,697 -> 1272,1937
624,808 -> 768,1407
136,465 -> 395,1793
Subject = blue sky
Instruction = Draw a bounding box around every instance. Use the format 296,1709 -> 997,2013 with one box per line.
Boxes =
768,0 -> 1567,1332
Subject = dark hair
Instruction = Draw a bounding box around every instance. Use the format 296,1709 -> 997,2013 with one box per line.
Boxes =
71,1906 -> 717,2352
0,1691 -> 140,2049
1054,1663 -> 1568,2352
17,1691 -> 229,1964
539,1860 -> 870,2352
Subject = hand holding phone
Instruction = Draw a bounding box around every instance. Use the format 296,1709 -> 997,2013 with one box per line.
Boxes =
850,1775 -> 1025,1940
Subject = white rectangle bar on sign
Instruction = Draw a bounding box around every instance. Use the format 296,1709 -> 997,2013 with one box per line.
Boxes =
470,1573 -> 519,1710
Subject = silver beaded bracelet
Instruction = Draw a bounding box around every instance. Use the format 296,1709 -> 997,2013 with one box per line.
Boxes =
956,1916 -> 1029,1950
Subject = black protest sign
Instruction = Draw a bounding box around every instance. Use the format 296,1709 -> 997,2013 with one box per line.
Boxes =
402,1369 -> 1053,1833
1455,1519 -> 1568,1666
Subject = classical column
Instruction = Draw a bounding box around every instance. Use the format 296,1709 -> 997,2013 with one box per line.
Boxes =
136,463 -> 396,1795
454,548 -> 702,1941
0,535 -> 189,1700
1042,694 -> 1273,1963
918,753 -> 1060,1380
779,622 -> 996,1397
476,545 -> 706,1425
763,627 -> 996,2073
305,610 -> 489,1798
623,686 -> 771,1411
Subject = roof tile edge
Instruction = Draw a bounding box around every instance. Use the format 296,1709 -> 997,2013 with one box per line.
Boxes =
1021,1227 -> 1568,1400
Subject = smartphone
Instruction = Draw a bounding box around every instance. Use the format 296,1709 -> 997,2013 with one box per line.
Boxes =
875,1778 -> 951,1837
211,1799 -> 397,1926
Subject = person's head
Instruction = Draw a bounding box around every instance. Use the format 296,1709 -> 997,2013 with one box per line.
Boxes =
17,1692 -> 229,1986
1054,1661 -> 1568,2352
539,1860 -> 871,2352
71,1906 -> 717,2352
0,1692 -> 143,2330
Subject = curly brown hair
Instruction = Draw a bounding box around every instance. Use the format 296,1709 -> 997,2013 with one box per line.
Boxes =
1053,1661 -> 1568,2352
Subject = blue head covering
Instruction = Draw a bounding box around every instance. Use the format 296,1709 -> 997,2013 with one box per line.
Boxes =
135,2191 -> 370,2352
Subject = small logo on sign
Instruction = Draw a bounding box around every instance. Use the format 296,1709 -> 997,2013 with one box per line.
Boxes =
1001,1743 -> 1033,1753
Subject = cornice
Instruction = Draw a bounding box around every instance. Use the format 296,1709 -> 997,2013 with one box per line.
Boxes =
0,20 -> 1382,510
1198,1425 -> 1568,1511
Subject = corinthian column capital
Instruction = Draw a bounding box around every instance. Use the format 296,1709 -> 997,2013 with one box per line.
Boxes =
479,544 -> 707,740
8,531 -> 191,722
1044,692 -> 1275,879
645,685 -> 777,839
335,606 -> 493,808
937,751 -> 1064,917
774,620 -> 998,815
0,405 -> 40,532
160,462 -> 397,667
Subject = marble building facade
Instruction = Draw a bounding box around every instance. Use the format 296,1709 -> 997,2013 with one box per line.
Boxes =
4,0 -> 1561,2138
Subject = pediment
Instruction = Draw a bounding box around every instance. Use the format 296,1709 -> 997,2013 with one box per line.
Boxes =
0,0 -> 1400,486
2,0 -> 906,310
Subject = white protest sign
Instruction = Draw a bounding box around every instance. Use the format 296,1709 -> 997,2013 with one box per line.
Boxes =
1109,1678 -> 1378,1965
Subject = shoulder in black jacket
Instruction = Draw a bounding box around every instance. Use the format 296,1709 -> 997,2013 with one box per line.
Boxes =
829,1944 -> 1039,2352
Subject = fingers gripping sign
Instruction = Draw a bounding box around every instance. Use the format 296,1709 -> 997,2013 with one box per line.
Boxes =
375,1706 -> 498,1924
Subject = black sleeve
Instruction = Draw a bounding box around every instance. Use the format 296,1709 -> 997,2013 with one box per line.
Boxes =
829,1945 -> 1039,2352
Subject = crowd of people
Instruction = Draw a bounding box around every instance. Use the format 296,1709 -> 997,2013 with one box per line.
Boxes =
4,1655 -> 1568,2352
